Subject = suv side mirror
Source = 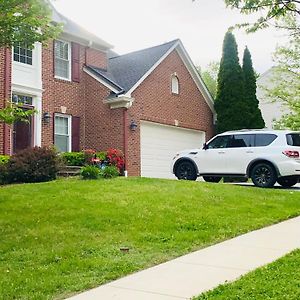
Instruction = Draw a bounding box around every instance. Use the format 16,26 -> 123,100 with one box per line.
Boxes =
203,143 -> 208,150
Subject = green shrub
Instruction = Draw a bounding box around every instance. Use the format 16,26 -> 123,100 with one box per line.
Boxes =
0,155 -> 9,165
96,151 -> 107,161
100,165 -> 119,179
6,147 -> 61,183
0,163 -> 8,185
80,165 -> 100,180
61,152 -> 85,166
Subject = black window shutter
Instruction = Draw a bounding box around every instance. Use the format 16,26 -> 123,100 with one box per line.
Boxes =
71,42 -> 80,83
72,116 -> 80,152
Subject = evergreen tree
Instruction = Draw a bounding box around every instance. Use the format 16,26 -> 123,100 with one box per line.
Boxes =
242,47 -> 265,129
215,31 -> 249,133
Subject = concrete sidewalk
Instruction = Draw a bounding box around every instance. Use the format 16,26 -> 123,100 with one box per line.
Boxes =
68,216 -> 300,300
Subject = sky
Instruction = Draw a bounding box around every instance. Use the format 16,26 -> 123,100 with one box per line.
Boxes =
52,0 -> 288,74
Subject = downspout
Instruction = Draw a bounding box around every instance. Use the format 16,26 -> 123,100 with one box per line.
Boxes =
3,48 -> 11,155
123,108 -> 128,177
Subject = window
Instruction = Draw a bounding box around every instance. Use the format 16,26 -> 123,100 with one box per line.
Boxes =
13,43 -> 33,65
255,134 -> 277,147
12,94 -> 33,106
286,134 -> 300,146
171,74 -> 179,94
207,135 -> 231,149
54,115 -> 71,152
54,40 -> 71,80
228,134 -> 255,148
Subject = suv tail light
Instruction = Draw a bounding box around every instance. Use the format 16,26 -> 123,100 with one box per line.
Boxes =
283,150 -> 300,158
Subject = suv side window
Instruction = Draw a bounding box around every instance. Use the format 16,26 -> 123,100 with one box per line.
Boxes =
255,134 -> 277,147
207,135 -> 231,149
227,134 -> 255,148
286,134 -> 300,146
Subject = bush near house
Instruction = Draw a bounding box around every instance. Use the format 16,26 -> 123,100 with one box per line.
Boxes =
61,149 -> 125,174
99,165 -> 120,178
3,147 -> 61,184
80,165 -> 100,179
61,152 -> 85,166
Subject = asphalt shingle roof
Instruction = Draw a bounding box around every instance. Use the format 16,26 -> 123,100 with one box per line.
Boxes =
87,39 -> 179,94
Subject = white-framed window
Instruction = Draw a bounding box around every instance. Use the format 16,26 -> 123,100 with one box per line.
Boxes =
13,43 -> 33,65
54,40 -> 71,81
54,114 -> 72,152
171,74 -> 179,94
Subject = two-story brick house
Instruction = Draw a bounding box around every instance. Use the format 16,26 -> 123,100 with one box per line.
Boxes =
0,4 -> 215,178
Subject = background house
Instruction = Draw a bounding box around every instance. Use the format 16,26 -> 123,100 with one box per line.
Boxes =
257,68 -> 290,129
0,4 -> 215,178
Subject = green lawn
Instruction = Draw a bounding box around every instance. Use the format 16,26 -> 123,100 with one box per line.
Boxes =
195,249 -> 300,300
0,177 -> 299,300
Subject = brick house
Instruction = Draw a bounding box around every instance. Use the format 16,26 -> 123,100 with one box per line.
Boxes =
0,5 -> 215,178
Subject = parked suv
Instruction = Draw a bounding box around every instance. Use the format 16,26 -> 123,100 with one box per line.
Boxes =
172,130 -> 300,188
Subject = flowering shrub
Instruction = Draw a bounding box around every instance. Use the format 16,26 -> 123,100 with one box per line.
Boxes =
106,148 -> 125,172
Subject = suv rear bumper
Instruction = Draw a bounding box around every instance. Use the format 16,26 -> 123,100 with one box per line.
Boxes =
277,160 -> 300,177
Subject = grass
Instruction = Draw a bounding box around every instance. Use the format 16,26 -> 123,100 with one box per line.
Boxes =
0,177 -> 299,299
194,249 -> 300,300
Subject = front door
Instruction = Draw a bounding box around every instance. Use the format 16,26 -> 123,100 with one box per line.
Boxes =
13,115 -> 33,153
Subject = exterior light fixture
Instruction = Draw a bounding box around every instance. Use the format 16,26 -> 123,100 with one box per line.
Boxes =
129,120 -> 138,131
43,112 -> 51,124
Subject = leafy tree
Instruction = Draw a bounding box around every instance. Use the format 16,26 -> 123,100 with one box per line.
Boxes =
264,18 -> 300,130
242,46 -> 265,128
0,0 -> 61,124
198,62 -> 219,99
215,31 -> 249,133
0,103 -> 36,125
0,0 -> 61,47
223,0 -> 300,33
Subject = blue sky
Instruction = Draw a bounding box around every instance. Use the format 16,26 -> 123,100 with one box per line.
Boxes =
52,0 -> 288,73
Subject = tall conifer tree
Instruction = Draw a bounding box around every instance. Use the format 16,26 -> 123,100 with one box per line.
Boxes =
215,31 -> 249,133
242,47 -> 265,129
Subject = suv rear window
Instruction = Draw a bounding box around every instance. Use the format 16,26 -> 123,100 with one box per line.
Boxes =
255,134 -> 277,147
286,134 -> 300,146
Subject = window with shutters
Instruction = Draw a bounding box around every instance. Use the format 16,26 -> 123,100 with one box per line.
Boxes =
54,114 -> 72,152
54,40 -> 71,80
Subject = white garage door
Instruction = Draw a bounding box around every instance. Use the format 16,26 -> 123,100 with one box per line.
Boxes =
140,121 -> 205,179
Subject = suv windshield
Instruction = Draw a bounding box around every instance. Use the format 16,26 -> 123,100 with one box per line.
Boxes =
286,133 -> 300,146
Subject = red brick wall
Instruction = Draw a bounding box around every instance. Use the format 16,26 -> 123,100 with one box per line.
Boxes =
86,48 -> 107,70
84,72 -> 124,152
0,48 -> 12,155
41,38 -> 124,152
126,50 -> 214,176
42,41 -> 87,149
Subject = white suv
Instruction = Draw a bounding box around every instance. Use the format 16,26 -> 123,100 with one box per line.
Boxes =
172,130 -> 300,188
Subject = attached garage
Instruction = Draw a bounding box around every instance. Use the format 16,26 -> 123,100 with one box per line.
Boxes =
140,121 -> 205,179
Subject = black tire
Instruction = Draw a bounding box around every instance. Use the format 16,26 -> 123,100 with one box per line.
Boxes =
175,161 -> 197,181
203,176 -> 222,183
277,176 -> 299,188
251,163 -> 277,188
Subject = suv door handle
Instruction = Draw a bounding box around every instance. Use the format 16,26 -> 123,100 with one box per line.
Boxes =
218,151 -> 225,154
246,151 -> 254,153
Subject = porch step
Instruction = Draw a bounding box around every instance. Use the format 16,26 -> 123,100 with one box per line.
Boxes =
58,166 -> 82,177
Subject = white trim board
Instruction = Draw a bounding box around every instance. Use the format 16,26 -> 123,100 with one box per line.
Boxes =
83,67 -> 121,94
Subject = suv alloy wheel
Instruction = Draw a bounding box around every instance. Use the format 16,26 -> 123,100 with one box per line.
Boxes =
251,163 -> 277,188
175,161 -> 197,181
